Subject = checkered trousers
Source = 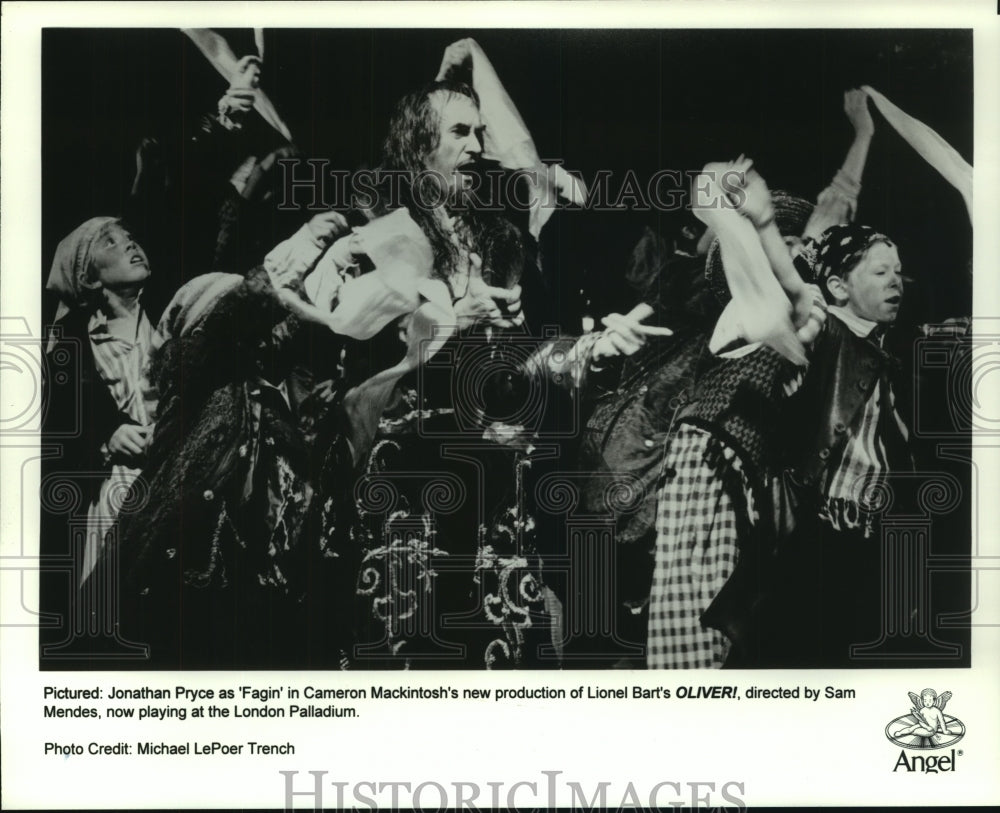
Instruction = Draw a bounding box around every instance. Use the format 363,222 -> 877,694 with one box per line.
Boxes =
646,424 -> 748,669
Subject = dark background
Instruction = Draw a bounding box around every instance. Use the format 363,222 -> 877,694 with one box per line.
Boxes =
42,28 -> 973,328
39,28 -> 974,669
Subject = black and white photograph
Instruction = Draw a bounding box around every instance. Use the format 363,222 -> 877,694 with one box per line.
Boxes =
3,2 -> 999,810
35,24 -> 975,671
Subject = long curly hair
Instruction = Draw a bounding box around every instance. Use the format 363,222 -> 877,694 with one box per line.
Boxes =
376,81 -> 483,283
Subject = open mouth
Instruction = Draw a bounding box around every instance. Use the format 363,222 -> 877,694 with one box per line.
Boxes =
129,255 -> 147,266
885,295 -> 901,305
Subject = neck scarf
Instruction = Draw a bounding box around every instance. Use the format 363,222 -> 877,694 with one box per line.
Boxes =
828,305 -> 878,339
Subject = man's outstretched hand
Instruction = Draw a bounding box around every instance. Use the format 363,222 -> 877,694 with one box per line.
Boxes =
592,303 -> 673,362
453,252 -> 525,330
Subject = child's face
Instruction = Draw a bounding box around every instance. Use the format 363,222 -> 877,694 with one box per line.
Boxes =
835,241 -> 903,323
922,694 -> 935,708
90,224 -> 150,291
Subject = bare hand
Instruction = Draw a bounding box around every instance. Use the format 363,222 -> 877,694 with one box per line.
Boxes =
306,211 -> 350,245
132,137 -> 167,195
107,424 -> 151,461
921,316 -> 971,337
217,57 -> 262,126
792,284 -> 827,345
310,379 -> 338,404
134,137 -> 160,179
490,282 -> 523,327
454,252 -> 524,330
844,89 -> 875,137
724,157 -> 774,227
592,303 -> 673,362
231,55 -> 262,90
436,38 -> 480,81
454,292 -> 499,331
327,233 -> 364,269
453,282 -> 522,330
217,88 -> 256,125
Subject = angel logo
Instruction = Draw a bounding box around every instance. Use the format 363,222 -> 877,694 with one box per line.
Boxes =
885,689 -> 965,750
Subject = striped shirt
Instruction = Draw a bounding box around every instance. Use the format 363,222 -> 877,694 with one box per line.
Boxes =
83,303 -> 157,582
88,305 -> 157,428
818,307 -> 909,536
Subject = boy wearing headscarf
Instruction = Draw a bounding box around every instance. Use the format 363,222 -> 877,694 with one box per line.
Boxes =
43,217 -> 157,584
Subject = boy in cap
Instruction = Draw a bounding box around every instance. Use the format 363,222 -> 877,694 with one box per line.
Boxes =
761,221 -> 915,666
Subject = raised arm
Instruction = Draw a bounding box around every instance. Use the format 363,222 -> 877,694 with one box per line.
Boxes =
802,89 -> 875,240
437,38 -> 538,170
730,162 -> 827,345
840,89 -> 875,181
437,38 -> 587,238
522,303 -> 672,392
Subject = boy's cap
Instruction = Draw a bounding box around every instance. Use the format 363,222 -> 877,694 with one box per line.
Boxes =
814,222 -> 893,282
704,190 -> 814,305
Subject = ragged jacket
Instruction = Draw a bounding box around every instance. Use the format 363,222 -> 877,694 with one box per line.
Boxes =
775,312 -> 913,530
572,330 -> 709,609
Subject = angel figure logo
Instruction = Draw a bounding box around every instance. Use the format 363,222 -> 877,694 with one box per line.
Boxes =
885,689 -> 965,750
